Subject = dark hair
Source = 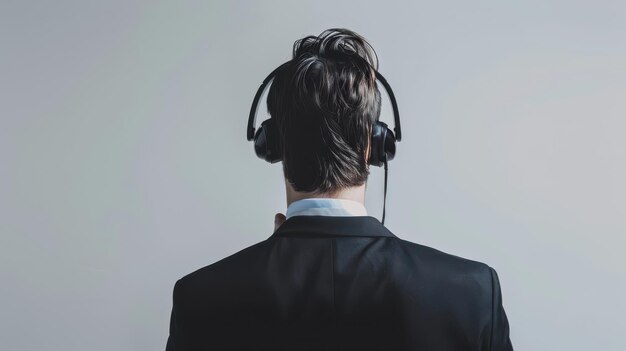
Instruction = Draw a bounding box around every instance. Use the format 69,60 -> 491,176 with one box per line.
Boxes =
267,28 -> 382,195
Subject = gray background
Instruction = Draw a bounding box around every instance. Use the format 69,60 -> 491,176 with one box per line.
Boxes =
1,1 -> 624,350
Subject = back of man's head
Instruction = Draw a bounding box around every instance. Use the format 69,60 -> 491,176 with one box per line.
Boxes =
267,28 -> 382,195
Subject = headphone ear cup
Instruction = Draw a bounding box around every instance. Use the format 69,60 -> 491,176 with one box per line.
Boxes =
384,126 -> 397,162
369,121 -> 396,167
254,118 -> 282,163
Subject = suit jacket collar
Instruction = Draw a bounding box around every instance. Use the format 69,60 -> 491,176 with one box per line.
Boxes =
269,215 -> 398,239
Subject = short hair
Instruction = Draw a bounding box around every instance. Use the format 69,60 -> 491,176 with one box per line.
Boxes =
267,28 -> 382,195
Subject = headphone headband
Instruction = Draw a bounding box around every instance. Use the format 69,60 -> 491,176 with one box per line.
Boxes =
247,61 -> 402,142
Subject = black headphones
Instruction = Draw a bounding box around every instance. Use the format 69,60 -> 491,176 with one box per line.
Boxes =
247,60 -> 402,223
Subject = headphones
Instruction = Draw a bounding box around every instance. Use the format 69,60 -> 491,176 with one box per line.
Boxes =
247,60 -> 402,223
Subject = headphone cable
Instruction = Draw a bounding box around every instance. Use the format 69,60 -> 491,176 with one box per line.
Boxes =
382,159 -> 388,225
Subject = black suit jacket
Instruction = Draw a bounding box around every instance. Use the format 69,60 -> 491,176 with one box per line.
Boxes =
166,215 -> 513,350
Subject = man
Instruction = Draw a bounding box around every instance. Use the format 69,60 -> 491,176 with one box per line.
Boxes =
166,28 -> 513,350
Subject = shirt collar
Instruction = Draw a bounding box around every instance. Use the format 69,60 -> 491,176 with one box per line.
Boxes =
285,198 -> 368,219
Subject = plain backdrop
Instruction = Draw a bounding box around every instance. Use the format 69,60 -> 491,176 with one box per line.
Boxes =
1,1 -> 624,350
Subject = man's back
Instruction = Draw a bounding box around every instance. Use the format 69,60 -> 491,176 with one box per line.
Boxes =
166,215 -> 513,350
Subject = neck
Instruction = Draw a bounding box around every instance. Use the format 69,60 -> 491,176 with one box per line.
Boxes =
286,182 -> 367,207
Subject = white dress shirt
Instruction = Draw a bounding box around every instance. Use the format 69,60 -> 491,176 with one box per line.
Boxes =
285,198 -> 368,219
